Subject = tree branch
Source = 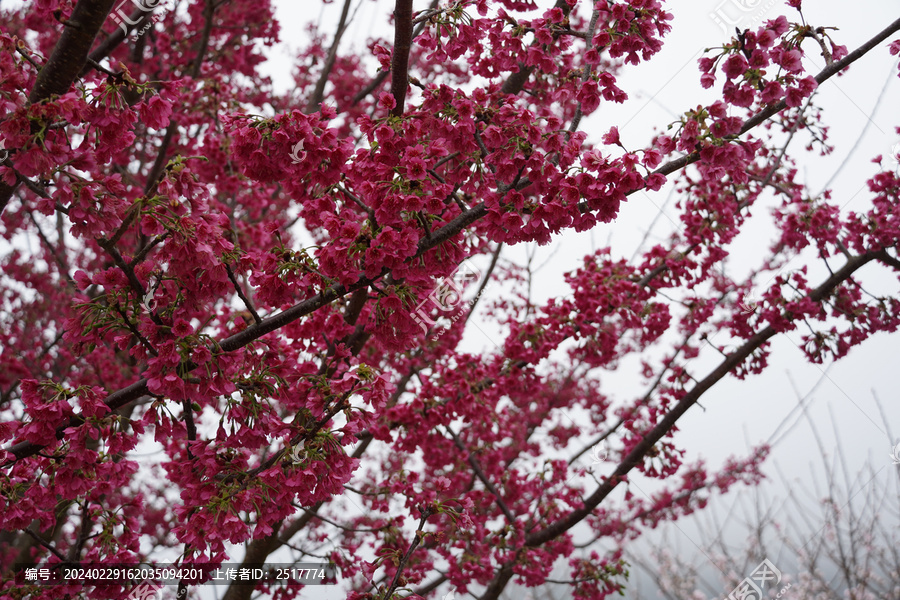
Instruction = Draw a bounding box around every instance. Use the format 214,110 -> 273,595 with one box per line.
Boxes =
226,264 -> 262,324
80,6 -> 154,77
572,14 -> 900,218
352,0 -> 439,106
525,251 -> 882,547
305,0 -> 355,113
473,251 -> 883,600
382,507 -> 434,600
389,0 -> 413,117
500,0 -> 573,96
446,427 -> 516,523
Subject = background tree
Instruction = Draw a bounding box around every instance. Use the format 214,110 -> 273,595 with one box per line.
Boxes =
0,1 -> 898,599
622,391 -> 900,600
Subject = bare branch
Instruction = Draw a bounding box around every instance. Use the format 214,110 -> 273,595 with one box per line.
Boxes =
446,427 -> 516,523
81,6 -> 154,76
226,265 -> 262,324
305,0 -> 355,113
382,507 -> 434,600
389,0 -> 413,117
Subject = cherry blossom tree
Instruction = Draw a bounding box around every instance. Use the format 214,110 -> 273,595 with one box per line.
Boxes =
0,0 -> 898,599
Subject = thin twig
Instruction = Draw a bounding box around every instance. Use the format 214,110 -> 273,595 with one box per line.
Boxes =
226,265 -> 262,324
306,0 -> 356,113
446,427 -> 516,522
382,507 -> 435,600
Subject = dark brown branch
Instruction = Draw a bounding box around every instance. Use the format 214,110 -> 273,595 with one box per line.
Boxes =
67,500 -> 93,562
411,575 -> 449,598
23,529 -> 67,562
389,0 -> 413,117
877,251 -> 900,271
343,287 -> 369,326
305,0 -> 354,113
480,561 -> 517,600
26,212 -> 75,288
80,6 -> 153,77
447,428 -> 516,523
383,507 -> 434,600
97,239 -> 164,327
189,0 -> 215,79
338,184 -> 375,220
352,68 -> 390,107
500,0 -> 573,96
30,0 -> 118,102
142,0 -> 215,195
743,15 -> 900,138
130,232 -> 168,267
112,303 -> 158,357
226,265 -> 262,324
11,170 -> 52,199
461,242 -> 502,328
352,0 -> 439,106
567,2 -> 601,134
573,13 -> 900,217
143,121 -> 178,195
